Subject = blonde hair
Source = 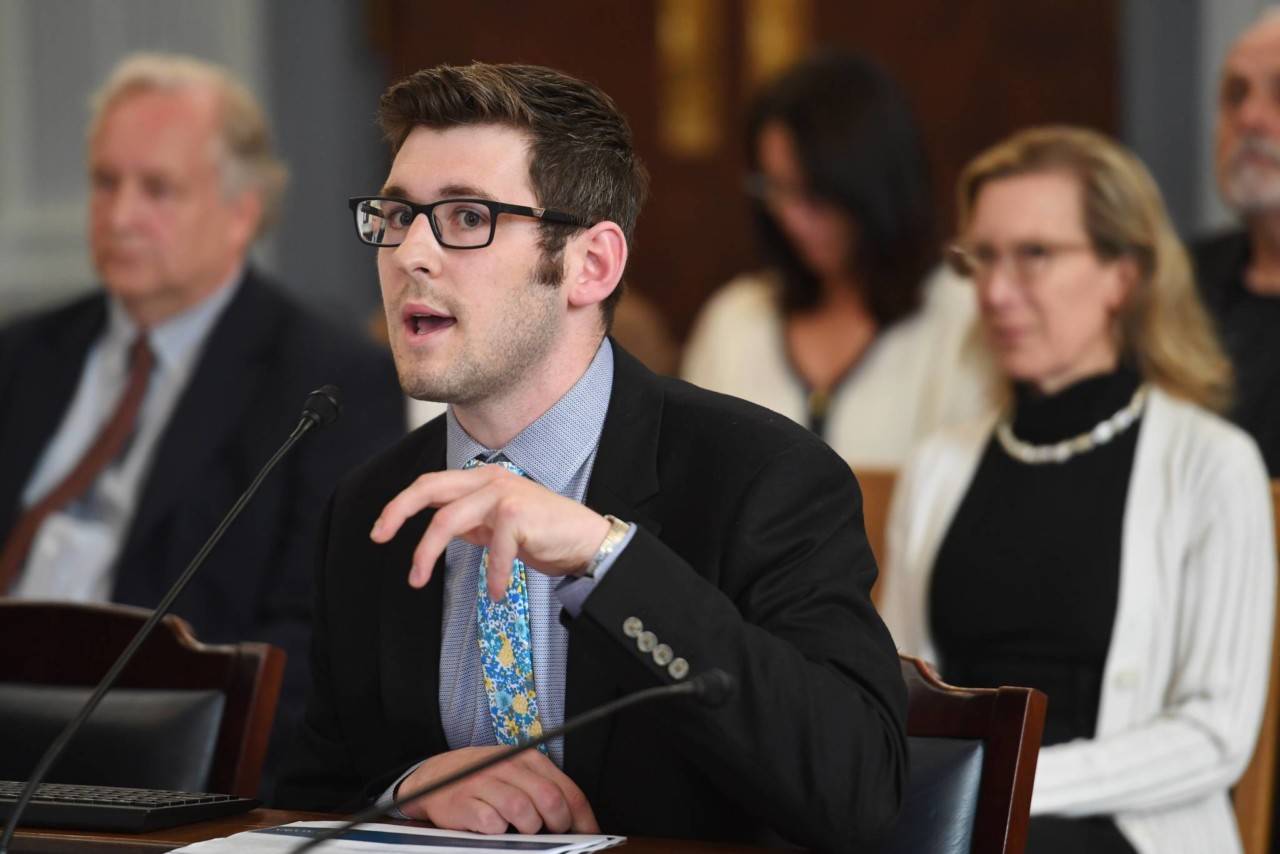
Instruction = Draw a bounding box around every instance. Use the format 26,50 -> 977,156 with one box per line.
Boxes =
89,52 -> 288,236
957,125 -> 1232,412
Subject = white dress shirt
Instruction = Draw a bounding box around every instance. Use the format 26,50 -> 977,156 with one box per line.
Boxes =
13,274 -> 241,601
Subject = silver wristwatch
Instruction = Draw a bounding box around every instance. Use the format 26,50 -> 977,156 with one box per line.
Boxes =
583,514 -> 630,578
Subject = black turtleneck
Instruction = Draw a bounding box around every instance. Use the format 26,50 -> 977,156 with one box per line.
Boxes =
929,367 -> 1144,854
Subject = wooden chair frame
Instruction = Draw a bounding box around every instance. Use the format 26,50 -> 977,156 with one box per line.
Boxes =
0,600 -> 284,797
1232,480 -> 1280,854
901,654 -> 1047,854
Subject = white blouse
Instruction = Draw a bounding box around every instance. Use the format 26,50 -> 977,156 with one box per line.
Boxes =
680,268 -> 993,470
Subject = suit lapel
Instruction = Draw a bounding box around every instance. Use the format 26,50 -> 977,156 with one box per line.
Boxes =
0,297 -> 107,537
117,274 -> 277,580
564,344 -> 665,799
582,344 -> 663,531
378,419 -> 451,755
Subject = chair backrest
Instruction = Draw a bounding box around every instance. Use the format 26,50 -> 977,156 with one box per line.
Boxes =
0,600 -> 284,797
1232,480 -> 1280,854
876,655 -> 1047,854
852,467 -> 896,607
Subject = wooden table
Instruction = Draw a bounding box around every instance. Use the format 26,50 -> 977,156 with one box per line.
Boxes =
6,809 -> 767,852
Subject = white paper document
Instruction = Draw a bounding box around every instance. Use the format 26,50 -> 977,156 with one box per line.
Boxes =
172,820 -> 625,853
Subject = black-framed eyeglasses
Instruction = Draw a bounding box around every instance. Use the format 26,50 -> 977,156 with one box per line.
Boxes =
348,196 -> 589,249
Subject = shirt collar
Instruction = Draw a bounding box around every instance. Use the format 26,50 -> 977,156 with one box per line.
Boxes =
446,339 -> 614,494
104,265 -> 244,375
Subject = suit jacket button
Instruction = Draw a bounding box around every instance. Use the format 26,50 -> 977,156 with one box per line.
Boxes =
652,644 -> 673,666
668,657 -> 689,680
623,617 -> 643,638
637,630 -> 657,653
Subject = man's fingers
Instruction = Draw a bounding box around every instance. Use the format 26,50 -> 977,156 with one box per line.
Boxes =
513,751 -> 598,833
487,758 -> 576,834
408,748 -> 595,836
408,484 -> 502,587
469,777 -> 545,835
371,468 -> 500,543
484,499 -> 523,602
456,796 -> 508,835
561,777 -> 599,833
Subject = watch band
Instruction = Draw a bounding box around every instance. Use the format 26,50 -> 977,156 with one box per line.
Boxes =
584,514 -> 630,578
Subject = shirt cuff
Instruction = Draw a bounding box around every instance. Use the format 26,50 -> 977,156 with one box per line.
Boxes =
376,760 -> 425,819
554,523 -> 636,617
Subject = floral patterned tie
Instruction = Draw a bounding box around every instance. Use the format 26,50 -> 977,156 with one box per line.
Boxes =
464,454 -> 545,751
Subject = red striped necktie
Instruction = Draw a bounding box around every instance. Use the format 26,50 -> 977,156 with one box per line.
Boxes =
0,334 -> 155,594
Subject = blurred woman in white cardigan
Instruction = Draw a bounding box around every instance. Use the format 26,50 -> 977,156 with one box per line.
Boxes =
879,127 -> 1275,854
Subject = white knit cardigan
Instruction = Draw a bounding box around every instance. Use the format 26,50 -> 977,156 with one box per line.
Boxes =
878,388 -> 1275,854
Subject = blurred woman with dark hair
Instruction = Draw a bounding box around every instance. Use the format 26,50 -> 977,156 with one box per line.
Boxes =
682,50 -> 990,468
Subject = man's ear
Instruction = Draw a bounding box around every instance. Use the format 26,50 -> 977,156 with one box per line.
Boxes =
565,221 -> 628,310
228,189 -> 264,254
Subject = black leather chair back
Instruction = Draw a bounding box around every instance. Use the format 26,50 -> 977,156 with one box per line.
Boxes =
0,682 -> 225,792
874,736 -> 985,854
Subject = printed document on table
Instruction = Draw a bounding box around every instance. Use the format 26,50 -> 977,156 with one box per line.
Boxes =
171,820 -> 625,853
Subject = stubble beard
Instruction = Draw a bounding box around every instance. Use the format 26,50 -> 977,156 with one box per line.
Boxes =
1222,135 -> 1280,214
396,251 -> 565,405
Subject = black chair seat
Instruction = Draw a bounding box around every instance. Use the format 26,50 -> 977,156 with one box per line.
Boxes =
874,736 -> 984,854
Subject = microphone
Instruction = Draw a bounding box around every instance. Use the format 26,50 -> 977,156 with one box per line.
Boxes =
288,668 -> 737,854
302,384 -> 341,428
686,667 -> 734,708
0,386 -> 344,854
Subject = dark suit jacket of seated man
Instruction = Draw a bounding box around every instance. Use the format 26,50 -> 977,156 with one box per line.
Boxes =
0,52 -> 407,797
278,344 -> 908,848
0,268 -> 406,782
275,62 -> 907,852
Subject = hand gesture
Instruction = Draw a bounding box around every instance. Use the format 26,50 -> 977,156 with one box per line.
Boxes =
371,464 -> 610,599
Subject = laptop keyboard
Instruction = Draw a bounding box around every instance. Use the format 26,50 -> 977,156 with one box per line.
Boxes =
0,780 -> 257,832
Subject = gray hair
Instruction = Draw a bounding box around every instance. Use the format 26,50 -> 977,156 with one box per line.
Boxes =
89,52 -> 287,236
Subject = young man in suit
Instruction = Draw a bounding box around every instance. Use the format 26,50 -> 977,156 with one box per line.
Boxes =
277,62 -> 906,851
0,53 -> 406,794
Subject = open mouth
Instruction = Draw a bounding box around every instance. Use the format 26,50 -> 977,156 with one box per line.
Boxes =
402,304 -> 456,339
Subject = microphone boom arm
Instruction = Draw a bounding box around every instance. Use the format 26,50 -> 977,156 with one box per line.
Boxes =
0,391 -> 336,854
289,670 -> 733,854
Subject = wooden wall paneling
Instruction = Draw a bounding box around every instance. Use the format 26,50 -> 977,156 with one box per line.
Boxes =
364,0 -> 1118,344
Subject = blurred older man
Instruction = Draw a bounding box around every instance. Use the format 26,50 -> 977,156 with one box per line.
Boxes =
1192,11 -> 1280,474
0,53 -> 404,795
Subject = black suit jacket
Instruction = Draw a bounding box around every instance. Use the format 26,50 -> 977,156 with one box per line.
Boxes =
0,270 -> 406,791
1189,230 -> 1280,474
276,345 -> 908,851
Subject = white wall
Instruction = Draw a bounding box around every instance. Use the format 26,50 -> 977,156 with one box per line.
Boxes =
0,0 -> 388,329
0,0 -> 267,324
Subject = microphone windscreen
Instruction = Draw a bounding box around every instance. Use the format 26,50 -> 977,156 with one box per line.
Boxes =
303,384 -> 342,427
690,668 -> 736,708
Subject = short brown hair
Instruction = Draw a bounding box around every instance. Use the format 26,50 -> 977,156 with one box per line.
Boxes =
958,126 -> 1232,411
377,63 -> 649,330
